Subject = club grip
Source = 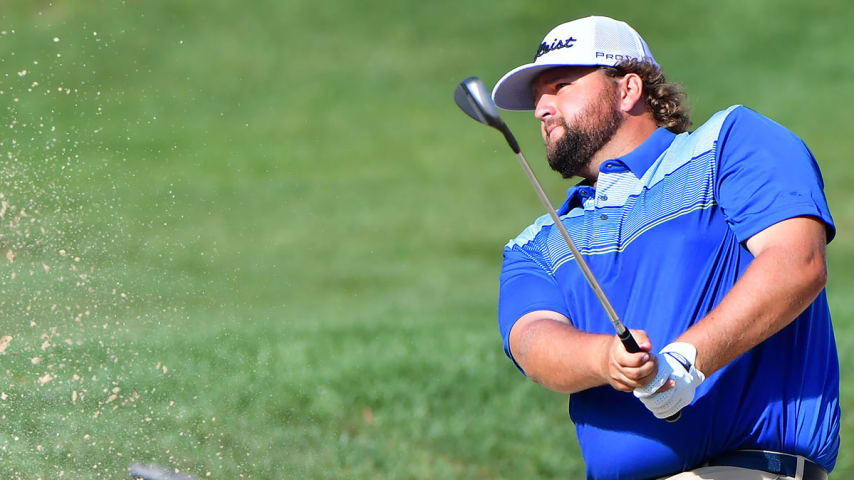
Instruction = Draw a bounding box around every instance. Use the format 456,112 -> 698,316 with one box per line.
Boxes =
618,329 -> 641,353
619,330 -> 682,423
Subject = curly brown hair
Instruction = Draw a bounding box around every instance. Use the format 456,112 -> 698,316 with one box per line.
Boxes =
602,59 -> 691,133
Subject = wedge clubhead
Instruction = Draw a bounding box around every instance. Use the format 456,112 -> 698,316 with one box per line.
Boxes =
454,76 -> 520,153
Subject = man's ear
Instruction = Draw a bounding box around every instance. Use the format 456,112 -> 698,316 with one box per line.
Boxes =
617,73 -> 646,114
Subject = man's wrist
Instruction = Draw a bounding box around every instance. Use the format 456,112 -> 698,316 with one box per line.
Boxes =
674,331 -> 709,373
662,342 -> 700,372
596,334 -> 617,387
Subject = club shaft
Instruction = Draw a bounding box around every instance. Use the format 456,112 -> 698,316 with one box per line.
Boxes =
515,150 -> 677,419
513,152 -> 630,338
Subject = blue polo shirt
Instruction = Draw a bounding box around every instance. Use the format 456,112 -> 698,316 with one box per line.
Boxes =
498,106 -> 839,479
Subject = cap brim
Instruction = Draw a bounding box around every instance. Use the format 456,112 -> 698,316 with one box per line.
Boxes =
492,62 -> 606,111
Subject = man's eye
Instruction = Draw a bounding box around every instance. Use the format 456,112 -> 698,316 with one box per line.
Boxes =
555,82 -> 571,91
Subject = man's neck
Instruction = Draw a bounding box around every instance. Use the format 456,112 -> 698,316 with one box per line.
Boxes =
584,116 -> 659,185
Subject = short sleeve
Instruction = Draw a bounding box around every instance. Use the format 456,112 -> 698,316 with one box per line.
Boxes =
498,244 -> 569,373
714,106 -> 835,243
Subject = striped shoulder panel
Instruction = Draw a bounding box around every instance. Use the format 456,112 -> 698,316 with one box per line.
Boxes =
505,106 -> 742,273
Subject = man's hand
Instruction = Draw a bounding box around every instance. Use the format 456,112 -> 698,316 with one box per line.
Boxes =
601,329 -> 658,392
633,342 -> 705,419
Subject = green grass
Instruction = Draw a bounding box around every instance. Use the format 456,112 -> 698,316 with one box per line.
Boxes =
0,0 -> 852,478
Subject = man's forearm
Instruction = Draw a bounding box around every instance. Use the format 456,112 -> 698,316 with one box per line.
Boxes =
510,314 -> 612,394
677,218 -> 828,376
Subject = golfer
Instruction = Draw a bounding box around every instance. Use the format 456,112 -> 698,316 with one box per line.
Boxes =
495,16 -> 838,480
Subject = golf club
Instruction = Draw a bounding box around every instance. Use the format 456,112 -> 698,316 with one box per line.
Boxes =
453,76 -> 681,423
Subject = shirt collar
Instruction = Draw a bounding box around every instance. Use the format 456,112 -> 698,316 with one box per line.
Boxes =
556,128 -> 677,215
618,127 -> 677,178
558,180 -> 594,215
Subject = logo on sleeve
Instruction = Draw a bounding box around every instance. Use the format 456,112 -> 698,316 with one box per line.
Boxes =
534,37 -> 577,60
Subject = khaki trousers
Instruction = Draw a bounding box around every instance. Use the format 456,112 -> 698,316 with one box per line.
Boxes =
660,466 -> 795,479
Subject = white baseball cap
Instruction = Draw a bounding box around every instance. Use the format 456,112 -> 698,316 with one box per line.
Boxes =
492,16 -> 656,111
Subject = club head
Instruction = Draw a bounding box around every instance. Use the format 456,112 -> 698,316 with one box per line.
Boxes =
454,77 -> 505,130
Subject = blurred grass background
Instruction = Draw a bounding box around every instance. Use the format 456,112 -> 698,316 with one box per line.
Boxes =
0,0 -> 851,478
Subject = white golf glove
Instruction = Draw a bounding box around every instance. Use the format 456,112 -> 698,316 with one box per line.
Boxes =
633,342 -> 705,419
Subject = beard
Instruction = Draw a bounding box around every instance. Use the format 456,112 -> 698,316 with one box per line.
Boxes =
545,88 -> 623,179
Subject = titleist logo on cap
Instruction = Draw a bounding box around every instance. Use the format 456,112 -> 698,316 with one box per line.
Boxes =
534,36 -> 577,60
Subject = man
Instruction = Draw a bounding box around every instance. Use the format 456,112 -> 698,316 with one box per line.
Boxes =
493,16 -> 839,480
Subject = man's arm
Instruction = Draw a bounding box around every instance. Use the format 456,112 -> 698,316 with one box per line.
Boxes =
508,217 -> 827,397
509,310 -> 658,394
676,216 -> 828,376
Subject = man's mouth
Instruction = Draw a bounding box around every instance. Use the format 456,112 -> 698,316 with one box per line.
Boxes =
544,119 -> 563,138
545,121 -> 563,141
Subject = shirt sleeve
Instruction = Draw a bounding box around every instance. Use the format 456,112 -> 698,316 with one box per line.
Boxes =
714,106 -> 835,243
498,244 -> 570,373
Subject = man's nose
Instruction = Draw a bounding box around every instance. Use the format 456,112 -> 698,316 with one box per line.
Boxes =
534,94 -> 556,120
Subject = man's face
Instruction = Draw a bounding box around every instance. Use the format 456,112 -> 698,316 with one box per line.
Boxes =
532,67 -> 623,179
